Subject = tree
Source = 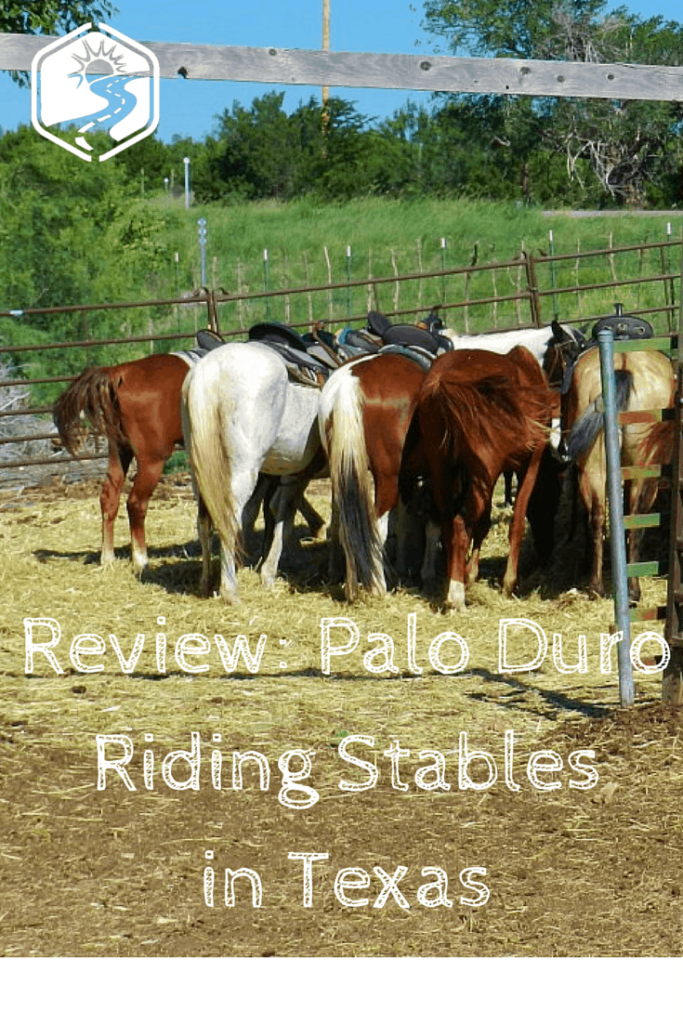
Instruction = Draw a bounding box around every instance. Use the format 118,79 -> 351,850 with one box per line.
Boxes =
2,1 -> 117,85
422,0 -> 683,205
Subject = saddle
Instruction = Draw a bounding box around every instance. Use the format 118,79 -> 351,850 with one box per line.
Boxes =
591,314 -> 654,342
247,321 -> 341,387
560,313 -> 656,394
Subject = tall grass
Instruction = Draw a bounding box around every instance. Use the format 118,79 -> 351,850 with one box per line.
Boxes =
152,195 -> 683,337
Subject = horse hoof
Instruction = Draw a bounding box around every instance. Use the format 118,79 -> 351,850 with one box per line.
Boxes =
444,580 -> 466,611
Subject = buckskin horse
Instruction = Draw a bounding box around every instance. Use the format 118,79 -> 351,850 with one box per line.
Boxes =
563,345 -> 674,602
402,345 -> 555,611
319,320 -> 582,600
181,341 -> 326,603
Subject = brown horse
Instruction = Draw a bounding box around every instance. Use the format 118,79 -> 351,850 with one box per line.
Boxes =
563,346 -> 674,601
54,352 -> 325,572
53,354 -> 190,571
403,346 -> 555,610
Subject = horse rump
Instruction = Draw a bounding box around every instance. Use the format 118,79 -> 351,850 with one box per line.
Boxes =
565,369 -> 632,461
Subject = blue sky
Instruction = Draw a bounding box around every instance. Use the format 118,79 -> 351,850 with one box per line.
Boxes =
1,0 -> 681,142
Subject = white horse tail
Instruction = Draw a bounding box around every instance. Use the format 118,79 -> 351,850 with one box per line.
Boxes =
181,362 -> 240,560
321,366 -> 384,600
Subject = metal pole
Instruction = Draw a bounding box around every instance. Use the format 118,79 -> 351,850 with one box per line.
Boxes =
598,327 -> 634,707
183,157 -> 190,209
549,229 -> 559,320
346,244 -> 352,322
198,218 -> 207,289
263,248 -> 270,318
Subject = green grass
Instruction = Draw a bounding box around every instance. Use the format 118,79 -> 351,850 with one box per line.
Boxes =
150,195 -> 683,338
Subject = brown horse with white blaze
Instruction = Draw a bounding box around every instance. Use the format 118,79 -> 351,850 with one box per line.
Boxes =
406,346 -> 555,610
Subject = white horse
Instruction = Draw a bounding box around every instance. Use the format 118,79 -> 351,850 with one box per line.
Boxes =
181,342 -> 325,603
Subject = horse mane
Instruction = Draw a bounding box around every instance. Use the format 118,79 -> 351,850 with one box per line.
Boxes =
52,366 -> 126,454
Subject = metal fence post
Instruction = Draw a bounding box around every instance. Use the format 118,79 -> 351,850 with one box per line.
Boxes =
598,327 -> 634,707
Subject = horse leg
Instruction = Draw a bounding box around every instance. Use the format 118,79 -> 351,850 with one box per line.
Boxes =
465,510 -> 491,585
588,492 -> 606,597
371,510 -> 390,596
100,444 -> 133,566
259,477 -> 304,589
503,470 -> 514,507
127,455 -> 165,573
299,494 -> 326,540
198,497 -> 213,597
502,444 -> 545,596
443,515 -> 470,611
420,519 -> 442,590
242,474 -> 273,563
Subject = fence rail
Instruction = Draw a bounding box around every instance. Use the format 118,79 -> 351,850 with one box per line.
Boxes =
1,240 -> 682,477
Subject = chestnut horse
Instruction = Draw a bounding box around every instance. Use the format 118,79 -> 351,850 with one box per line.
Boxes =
563,346 -> 674,601
402,346 -> 555,610
319,322 -> 581,600
53,353 -> 190,571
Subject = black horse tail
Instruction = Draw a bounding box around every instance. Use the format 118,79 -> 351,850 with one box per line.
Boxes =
566,369 -> 632,462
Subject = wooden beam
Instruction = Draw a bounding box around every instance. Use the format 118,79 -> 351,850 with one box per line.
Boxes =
2,32 -> 683,101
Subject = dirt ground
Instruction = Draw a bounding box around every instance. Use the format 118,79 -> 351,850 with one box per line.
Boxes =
0,475 -> 681,957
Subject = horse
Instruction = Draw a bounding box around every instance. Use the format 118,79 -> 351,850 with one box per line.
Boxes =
53,347 -> 325,572
402,345 -> 555,611
53,353 -> 191,571
319,321 -> 581,600
181,341 -> 326,603
563,345 -> 674,602
319,350 -> 428,600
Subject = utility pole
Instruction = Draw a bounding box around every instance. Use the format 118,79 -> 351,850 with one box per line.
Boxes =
321,0 -> 330,146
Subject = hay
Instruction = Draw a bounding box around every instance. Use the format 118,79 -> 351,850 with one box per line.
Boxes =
0,474 -> 680,957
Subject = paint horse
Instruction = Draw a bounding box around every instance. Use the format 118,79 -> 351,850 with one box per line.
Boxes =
563,345 -> 674,602
181,341 -> 326,603
403,346 -> 555,610
319,319 -> 582,600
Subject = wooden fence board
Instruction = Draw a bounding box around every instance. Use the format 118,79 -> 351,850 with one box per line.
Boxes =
3,32 -> 683,101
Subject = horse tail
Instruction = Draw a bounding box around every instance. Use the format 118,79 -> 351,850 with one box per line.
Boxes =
52,366 -> 126,454
181,361 -> 240,561
566,369 -> 632,461
322,367 -> 384,599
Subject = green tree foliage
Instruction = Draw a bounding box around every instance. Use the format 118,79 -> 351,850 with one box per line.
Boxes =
2,1 -> 118,84
422,0 -> 683,205
0,126 -> 175,398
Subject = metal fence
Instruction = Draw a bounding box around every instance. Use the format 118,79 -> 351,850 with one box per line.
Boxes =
1,238 -> 681,476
